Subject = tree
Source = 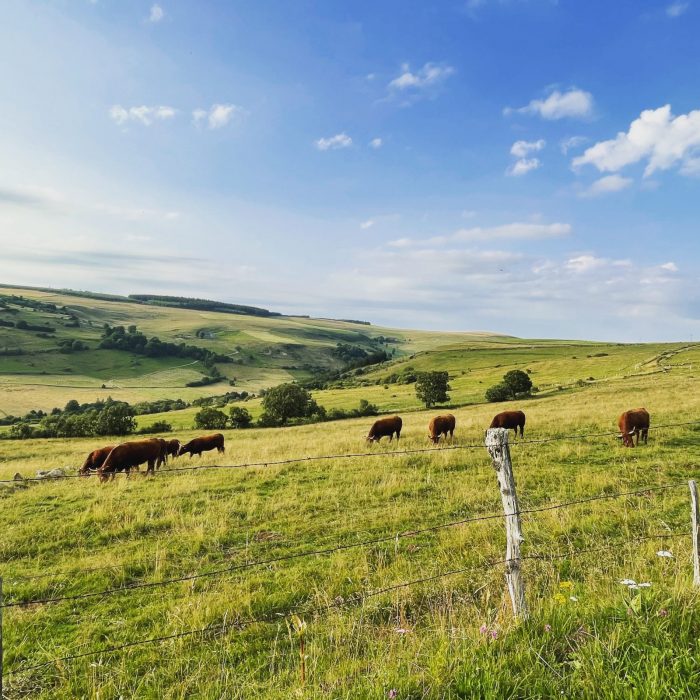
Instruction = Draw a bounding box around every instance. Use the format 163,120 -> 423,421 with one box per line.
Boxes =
94,403 -> 136,436
502,369 -> 533,398
415,371 -> 451,408
194,407 -> 228,430
229,407 -> 253,429
260,383 -> 320,425
485,383 -> 511,403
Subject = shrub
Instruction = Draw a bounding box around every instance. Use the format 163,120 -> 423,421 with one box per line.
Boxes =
138,421 -> 173,434
485,383 -> 511,403
229,407 -> 253,429
194,407 -> 228,430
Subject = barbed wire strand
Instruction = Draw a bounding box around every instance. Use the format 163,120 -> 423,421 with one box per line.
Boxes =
6,529 -> 688,677
2,481 -> 686,610
2,419 -> 699,486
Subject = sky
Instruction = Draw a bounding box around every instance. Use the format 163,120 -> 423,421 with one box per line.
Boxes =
0,0 -> 699,341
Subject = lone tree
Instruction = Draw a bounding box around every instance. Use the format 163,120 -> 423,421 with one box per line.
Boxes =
229,406 -> 253,429
502,369 -> 533,398
485,369 -> 533,403
260,383 -> 321,425
94,403 -> 136,436
415,371 -> 451,408
194,407 -> 228,430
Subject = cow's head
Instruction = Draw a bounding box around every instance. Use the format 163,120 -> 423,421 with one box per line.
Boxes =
618,428 -> 636,447
428,433 -> 440,444
177,443 -> 188,456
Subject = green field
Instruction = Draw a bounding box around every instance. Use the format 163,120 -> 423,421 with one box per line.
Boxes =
2,286 -> 700,698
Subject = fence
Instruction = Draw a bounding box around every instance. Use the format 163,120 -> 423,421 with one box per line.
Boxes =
1,422 -> 700,693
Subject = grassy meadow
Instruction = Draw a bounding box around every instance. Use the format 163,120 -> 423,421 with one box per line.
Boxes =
2,362 -> 700,698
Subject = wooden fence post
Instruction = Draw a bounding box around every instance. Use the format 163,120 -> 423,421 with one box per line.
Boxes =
485,428 -> 528,620
689,480 -> 700,587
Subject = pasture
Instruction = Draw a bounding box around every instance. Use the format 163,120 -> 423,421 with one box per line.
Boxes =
2,367 -> 700,698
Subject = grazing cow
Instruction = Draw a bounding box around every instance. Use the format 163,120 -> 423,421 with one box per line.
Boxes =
152,438 -> 169,468
178,433 -> 225,458
366,416 -> 402,443
97,439 -> 165,482
165,439 -> 181,461
428,414 -> 456,445
617,408 -> 650,447
79,445 -> 115,476
489,410 -> 526,438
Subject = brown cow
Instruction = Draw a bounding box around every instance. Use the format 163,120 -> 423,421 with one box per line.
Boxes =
165,439 -> 181,460
428,414 -> 456,445
489,410 -> 526,438
366,416 -> 402,443
79,445 -> 115,476
178,433 -> 225,458
617,408 -> 650,447
97,439 -> 165,482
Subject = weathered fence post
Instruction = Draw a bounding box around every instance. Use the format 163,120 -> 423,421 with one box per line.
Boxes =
485,428 -> 528,619
689,480 -> 700,587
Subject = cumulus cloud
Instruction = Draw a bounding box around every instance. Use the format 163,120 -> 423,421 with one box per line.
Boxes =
580,174 -> 633,197
315,133 -> 353,151
661,262 -> 679,271
360,219 -> 374,229
193,104 -> 243,130
666,2 -> 690,17
148,4 -> 165,23
510,139 -> 545,158
370,137 -> 383,149
385,62 -> 455,104
506,88 -> 594,120
572,105 -> 700,177
507,158 -> 541,176
109,104 -> 176,126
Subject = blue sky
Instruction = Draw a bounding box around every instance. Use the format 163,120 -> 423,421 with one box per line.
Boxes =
1,0 -> 699,340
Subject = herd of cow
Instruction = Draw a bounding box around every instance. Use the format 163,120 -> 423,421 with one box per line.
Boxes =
78,407 -> 650,483
79,433 -> 226,482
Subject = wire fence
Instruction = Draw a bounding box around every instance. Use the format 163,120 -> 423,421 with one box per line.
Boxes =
2,421 -> 699,684
2,419 -> 699,485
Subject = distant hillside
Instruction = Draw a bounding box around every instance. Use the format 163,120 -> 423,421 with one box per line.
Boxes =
128,294 -> 281,318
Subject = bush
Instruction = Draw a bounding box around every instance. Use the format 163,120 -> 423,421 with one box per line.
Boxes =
229,407 -> 253,429
415,371 -> 451,408
194,407 -> 228,430
502,369 -> 533,397
138,421 -> 173,434
485,383 -> 511,402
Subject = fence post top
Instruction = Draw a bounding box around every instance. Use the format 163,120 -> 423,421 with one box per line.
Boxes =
485,427 -> 510,448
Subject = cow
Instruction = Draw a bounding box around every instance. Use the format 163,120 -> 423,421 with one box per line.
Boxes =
617,408 -> 650,447
489,410 -> 526,438
152,438 -> 169,468
428,414 -> 456,445
97,439 -> 166,482
165,439 -> 181,461
178,433 -> 225,458
366,416 -> 402,443
79,445 -> 115,476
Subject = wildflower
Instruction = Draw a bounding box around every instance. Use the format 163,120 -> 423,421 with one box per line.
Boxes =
479,624 -> 488,635
559,581 -> 574,590
553,593 -> 567,604
620,579 -> 636,586
570,596 -> 579,602
388,690 -> 398,699
637,582 -> 652,588
395,628 -> 410,635
544,624 -> 552,632
490,629 -> 498,640
657,550 -> 674,558
658,609 -> 669,617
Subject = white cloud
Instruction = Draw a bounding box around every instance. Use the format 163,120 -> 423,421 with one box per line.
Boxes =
580,174 -> 633,197
370,137 -> 383,149
572,105 -> 700,177
315,133 -> 353,151
390,221 -> 570,248
108,104 -> 176,126
560,135 -> 588,154
386,63 -> 455,104
192,104 -> 242,130
510,139 -> 545,158
507,158 -> 541,176
148,4 -> 165,23
661,261 -> 679,271
360,219 -> 374,229
506,88 -> 594,120
666,2 -> 690,17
